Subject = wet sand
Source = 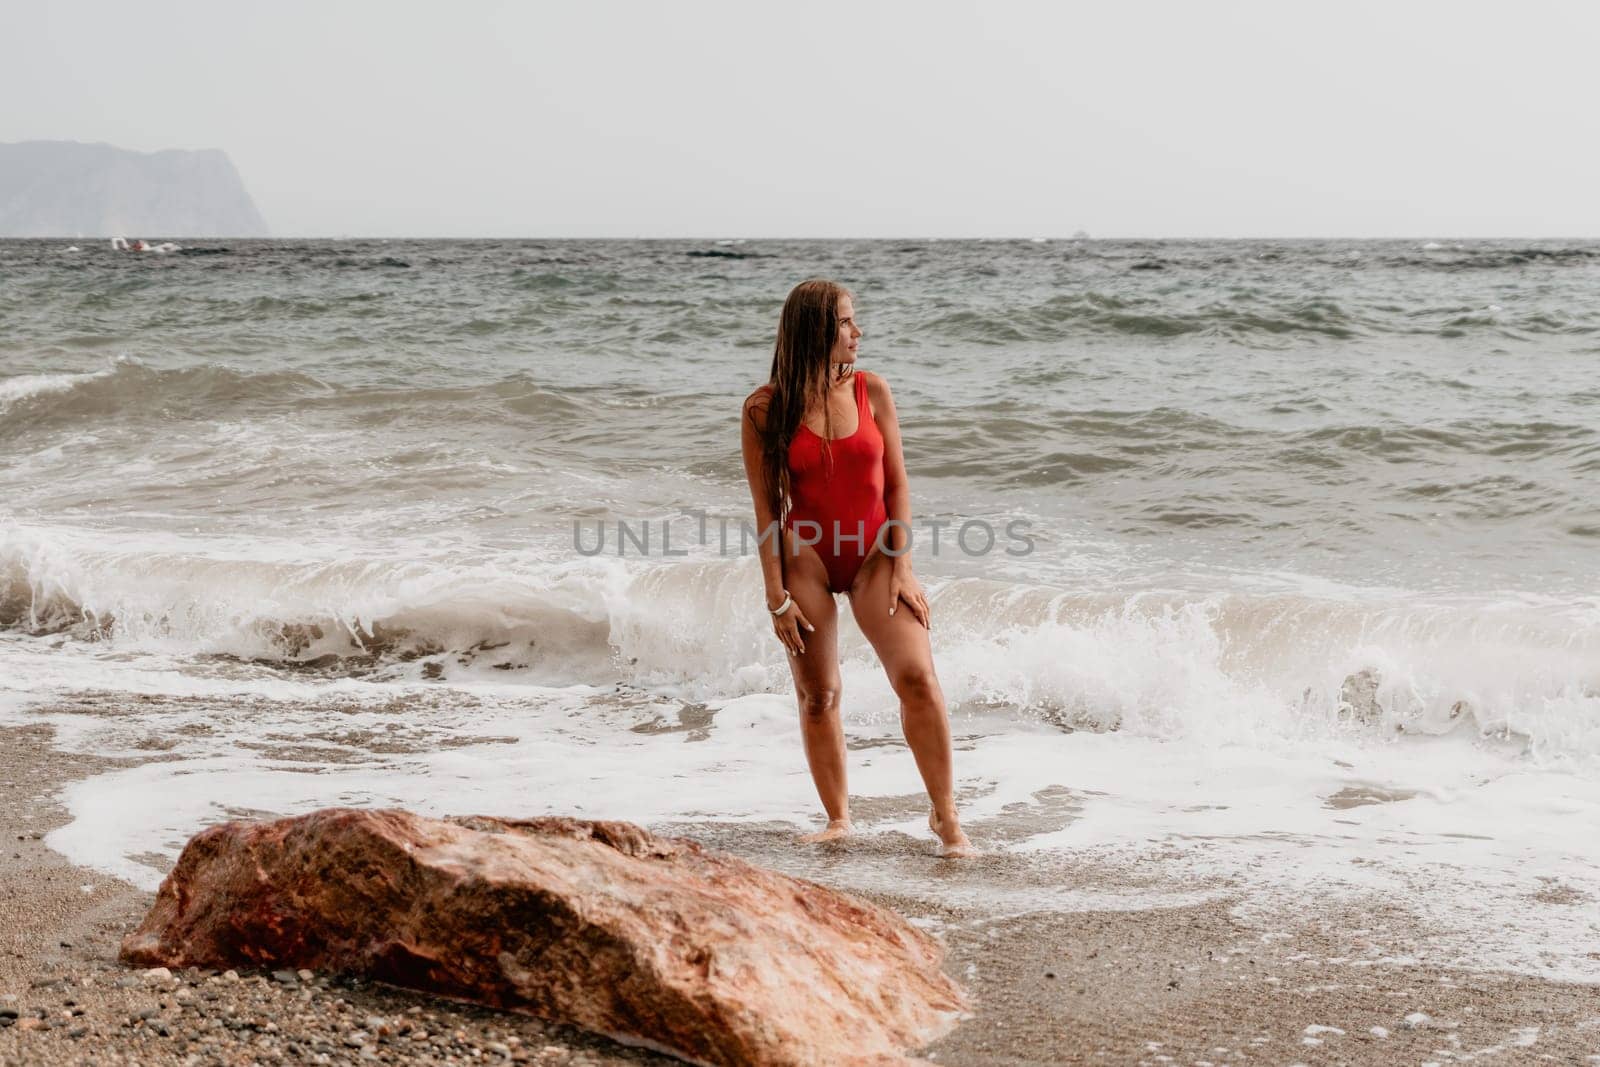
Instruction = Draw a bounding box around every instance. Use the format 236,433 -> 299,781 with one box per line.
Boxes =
5,720 -> 1600,1066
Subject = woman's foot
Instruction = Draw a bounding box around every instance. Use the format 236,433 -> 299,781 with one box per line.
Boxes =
799,817 -> 853,844
929,809 -> 976,858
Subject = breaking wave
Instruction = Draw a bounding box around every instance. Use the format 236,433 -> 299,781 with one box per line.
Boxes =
4,522 -> 1597,763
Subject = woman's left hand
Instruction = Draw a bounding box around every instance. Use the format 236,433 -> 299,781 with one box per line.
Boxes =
888,557 -> 930,628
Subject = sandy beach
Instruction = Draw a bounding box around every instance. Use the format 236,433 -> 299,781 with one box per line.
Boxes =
6,717 -> 1600,1066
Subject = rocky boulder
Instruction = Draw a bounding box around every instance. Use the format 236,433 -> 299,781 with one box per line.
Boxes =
121,809 -> 966,1065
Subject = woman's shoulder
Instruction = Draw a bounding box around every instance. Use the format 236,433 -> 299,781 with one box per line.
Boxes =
742,382 -> 775,427
857,369 -> 894,406
854,369 -> 894,422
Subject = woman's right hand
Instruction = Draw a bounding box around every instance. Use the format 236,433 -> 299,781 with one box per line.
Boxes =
771,598 -> 815,656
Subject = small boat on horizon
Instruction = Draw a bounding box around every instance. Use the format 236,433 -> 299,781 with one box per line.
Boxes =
110,236 -> 182,253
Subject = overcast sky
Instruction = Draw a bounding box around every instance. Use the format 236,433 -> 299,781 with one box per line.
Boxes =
4,0 -> 1596,238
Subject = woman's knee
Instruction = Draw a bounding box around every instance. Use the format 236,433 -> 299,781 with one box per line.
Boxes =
796,683 -> 841,721
891,664 -> 942,709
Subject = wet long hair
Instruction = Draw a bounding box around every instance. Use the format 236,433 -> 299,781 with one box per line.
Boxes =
749,279 -> 854,538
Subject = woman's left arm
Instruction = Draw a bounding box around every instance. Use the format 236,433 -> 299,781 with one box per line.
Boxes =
867,372 -> 930,628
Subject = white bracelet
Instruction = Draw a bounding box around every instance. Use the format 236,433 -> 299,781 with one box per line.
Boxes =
768,591 -> 793,616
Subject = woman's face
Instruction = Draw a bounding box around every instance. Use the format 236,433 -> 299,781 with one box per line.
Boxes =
829,294 -> 862,365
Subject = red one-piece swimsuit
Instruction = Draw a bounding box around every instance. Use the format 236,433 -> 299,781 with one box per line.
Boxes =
784,370 -> 889,594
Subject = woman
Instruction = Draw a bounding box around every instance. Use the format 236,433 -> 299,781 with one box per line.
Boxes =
740,279 -> 973,857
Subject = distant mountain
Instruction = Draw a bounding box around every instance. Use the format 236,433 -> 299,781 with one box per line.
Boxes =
0,140 -> 269,237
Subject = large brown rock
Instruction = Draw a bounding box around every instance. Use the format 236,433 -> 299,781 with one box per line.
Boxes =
120,809 -> 967,1065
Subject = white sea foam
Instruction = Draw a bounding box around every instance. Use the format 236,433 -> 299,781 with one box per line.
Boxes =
10,664 -> 1600,981
4,520 -> 1599,758
0,371 -> 102,412
6,537 -> 1600,977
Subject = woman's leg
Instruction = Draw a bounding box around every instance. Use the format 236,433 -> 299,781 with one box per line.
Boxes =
779,529 -> 849,842
847,552 -> 973,855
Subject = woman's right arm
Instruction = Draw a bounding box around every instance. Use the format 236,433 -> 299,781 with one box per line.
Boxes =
740,388 -> 787,608
741,389 -> 814,653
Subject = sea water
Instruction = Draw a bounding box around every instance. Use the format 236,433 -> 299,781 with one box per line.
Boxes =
2,238 -> 1597,977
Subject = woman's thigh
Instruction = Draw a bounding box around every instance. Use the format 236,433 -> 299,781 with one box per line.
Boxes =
845,549 -> 936,684
779,527 -> 842,695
